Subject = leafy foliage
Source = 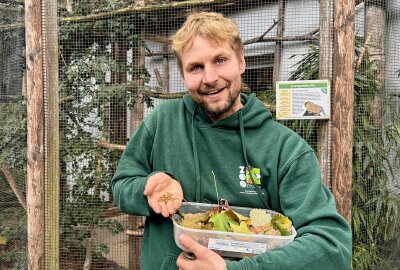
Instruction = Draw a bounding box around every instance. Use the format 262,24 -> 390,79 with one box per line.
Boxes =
57,5 -> 159,266
286,43 -> 400,269
0,207 -> 27,269
0,96 -> 27,171
257,47 -> 319,147
2,2 -> 158,267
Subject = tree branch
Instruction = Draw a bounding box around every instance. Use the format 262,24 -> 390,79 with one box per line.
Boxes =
243,15 -> 284,45
0,22 -> 24,31
97,139 -> 126,151
244,27 -> 319,45
0,159 -> 26,210
355,33 -> 372,71
61,0 -> 232,23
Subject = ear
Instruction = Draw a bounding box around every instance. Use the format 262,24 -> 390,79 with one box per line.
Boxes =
239,51 -> 246,74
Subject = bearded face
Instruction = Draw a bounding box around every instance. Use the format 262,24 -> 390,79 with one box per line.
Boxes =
181,36 -> 246,122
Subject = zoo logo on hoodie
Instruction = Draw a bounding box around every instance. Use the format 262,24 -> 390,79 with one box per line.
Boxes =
239,166 -> 261,195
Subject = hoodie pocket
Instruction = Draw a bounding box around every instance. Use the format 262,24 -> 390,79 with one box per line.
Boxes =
160,253 -> 178,270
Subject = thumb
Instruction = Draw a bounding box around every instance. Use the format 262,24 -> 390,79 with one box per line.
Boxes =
143,178 -> 157,196
179,234 -> 207,255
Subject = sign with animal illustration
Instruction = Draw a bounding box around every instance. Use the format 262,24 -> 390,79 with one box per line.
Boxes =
276,80 -> 330,120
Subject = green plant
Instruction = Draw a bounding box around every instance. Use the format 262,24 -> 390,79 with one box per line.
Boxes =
0,207 -> 27,269
0,97 -> 27,268
285,43 -> 400,269
58,7 -> 157,267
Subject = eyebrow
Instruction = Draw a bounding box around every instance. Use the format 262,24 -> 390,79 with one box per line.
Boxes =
184,52 -> 229,67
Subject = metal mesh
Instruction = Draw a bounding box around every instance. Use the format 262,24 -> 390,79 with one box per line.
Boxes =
0,1 -> 27,269
0,0 -> 400,269
351,1 -> 400,269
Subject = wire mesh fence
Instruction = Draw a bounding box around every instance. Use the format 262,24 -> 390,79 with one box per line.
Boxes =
0,0 -> 399,269
0,2 -> 27,269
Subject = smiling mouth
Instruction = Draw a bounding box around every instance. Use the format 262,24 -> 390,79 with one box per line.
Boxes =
202,86 -> 227,95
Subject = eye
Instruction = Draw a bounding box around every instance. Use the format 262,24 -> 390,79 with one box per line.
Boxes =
215,58 -> 225,64
190,65 -> 202,72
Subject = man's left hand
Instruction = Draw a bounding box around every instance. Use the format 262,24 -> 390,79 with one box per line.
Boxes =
176,234 -> 227,270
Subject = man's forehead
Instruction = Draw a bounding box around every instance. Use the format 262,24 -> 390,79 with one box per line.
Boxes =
182,35 -> 230,53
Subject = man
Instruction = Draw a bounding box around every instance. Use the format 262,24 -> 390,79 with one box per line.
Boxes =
112,12 -> 352,270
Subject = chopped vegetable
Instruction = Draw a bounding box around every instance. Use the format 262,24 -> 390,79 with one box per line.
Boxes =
176,205 -> 292,236
249,208 -> 272,227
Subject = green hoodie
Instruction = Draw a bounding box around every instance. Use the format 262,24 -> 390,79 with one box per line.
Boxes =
112,93 -> 352,270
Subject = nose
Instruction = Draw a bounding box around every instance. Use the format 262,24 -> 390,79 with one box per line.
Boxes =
202,65 -> 218,85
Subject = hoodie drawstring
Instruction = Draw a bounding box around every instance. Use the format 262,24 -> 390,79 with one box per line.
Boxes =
239,110 -> 270,209
191,105 -> 201,202
190,106 -> 269,209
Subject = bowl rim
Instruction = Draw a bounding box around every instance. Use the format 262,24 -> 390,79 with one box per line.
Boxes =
172,202 -> 297,239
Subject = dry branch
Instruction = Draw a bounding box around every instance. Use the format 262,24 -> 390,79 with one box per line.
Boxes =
143,90 -> 187,99
243,15 -> 284,45
1,0 -> 231,30
61,0 -> 232,23
244,28 -> 319,45
142,33 -> 171,45
355,33 -> 372,71
0,22 -> 24,31
126,229 -> 144,237
0,159 -> 26,210
146,27 -> 319,56
59,95 -> 75,103
98,139 -> 126,151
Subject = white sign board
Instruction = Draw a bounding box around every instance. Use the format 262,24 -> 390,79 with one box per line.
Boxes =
276,80 -> 330,120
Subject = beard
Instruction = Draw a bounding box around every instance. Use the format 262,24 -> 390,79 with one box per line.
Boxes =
196,82 -> 241,119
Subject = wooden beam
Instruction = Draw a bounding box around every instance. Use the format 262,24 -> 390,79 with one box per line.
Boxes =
43,0 -> 60,268
332,0 -> 355,224
61,0 -> 232,23
25,0 -> 45,269
1,0 -> 232,31
318,0 -> 333,188
365,1 -> 386,127
130,39 -> 146,133
272,0 -> 285,85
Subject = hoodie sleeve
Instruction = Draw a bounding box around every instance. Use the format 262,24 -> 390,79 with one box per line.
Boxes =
226,151 -> 352,270
111,120 -> 155,217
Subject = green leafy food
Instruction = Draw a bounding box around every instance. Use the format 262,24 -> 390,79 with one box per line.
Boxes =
271,214 -> 293,236
177,206 -> 293,236
231,221 -> 251,234
209,213 -> 233,232
180,212 -> 211,229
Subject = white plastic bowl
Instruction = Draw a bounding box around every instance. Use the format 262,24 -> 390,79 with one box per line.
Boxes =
172,202 -> 296,258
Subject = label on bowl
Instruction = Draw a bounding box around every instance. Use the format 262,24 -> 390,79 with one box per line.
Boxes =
208,238 -> 267,254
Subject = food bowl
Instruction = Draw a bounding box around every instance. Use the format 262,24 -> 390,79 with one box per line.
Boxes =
172,202 -> 296,258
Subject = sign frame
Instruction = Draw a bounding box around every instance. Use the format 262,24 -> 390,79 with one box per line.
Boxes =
276,80 -> 331,120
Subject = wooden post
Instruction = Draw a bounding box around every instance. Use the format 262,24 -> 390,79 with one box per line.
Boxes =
111,42 -> 128,144
130,39 -> 146,132
332,0 -> 355,224
25,0 -> 45,269
128,36 -> 146,270
42,0 -> 60,269
318,0 -> 333,188
162,41 -> 170,93
273,0 -> 285,85
365,0 -> 386,126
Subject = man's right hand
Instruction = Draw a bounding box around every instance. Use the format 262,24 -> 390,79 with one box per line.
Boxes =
143,172 -> 183,217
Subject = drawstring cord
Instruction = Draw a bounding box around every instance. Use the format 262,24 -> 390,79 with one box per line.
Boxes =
239,110 -> 270,209
190,105 -> 269,208
191,105 -> 201,202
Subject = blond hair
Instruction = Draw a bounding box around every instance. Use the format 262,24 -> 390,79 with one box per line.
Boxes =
171,12 -> 244,74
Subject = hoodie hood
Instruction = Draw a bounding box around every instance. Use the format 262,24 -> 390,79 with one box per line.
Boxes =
183,93 -> 272,129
